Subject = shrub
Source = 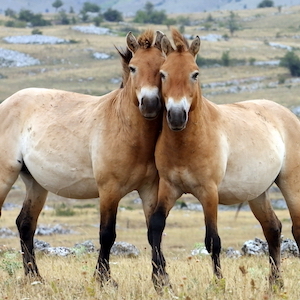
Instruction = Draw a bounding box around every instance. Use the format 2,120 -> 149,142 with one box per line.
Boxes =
280,51 -> 300,77
257,0 -> 274,8
32,28 -> 43,34
103,8 -> 123,22
54,203 -> 75,216
133,2 -> 167,24
221,51 -> 230,66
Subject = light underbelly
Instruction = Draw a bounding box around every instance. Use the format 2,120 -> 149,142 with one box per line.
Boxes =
218,167 -> 280,205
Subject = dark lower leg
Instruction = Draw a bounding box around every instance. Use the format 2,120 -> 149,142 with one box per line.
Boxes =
16,209 -> 40,277
205,225 -> 222,278
96,216 -> 117,283
148,209 -> 170,291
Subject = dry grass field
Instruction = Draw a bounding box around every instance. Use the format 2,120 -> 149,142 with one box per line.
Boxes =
1,4 -> 300,300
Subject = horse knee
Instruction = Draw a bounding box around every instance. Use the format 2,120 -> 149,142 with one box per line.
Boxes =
205,228 -> 221,255
148,209 -> 166,247
16,212 -> 35,241
100,224 -> 116,252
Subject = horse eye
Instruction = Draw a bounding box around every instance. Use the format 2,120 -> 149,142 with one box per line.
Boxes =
129,66 -> 136,73
160,71 -> 166,80
191,71 -> 199,81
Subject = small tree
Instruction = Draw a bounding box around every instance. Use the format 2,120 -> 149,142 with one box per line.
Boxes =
221,51 -> 230,66
5,8 -> 16,18
133,2 -> 167,24
81,2 -> 100,13
93,14 -> 103,26
228,11 -> 239,36
257,0 -> 274,8
52,0 -> 63,12
280,51 -> 300,77
103,8 -> 123,22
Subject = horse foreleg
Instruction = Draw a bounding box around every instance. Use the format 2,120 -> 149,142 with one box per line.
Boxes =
148,179 -> 180,293
249,193 -> 283,289
198,188 -> 222,279
95,194 -> 119,287
148,207 -> 169,292
16,174 -> 48,279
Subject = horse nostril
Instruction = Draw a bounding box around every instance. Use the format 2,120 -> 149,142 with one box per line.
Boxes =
167,110 -> 172,121
141,97 -> 144,106
182,110 -> 187,121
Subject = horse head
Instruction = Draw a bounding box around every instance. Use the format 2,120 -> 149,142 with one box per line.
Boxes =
126,29 -> 165,119
160,28 -> 201,131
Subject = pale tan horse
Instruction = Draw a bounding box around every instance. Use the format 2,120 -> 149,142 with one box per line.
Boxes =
148,28 -> 300,291
0,29 -> 165,285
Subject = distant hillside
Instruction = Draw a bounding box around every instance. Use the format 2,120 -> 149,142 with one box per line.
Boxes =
1,0 -> 300,16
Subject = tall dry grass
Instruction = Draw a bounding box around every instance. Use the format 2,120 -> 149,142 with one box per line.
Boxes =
1,248 -> 300,299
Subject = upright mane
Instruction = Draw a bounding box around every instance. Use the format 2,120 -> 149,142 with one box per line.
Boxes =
171,28 -> 189,53
137,29 -> 155,49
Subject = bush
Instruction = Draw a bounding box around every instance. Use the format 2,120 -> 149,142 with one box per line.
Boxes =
18,9 -> 51,26
81,2 -> 100,13
54,203 -> 75,216
32,28 -> 42,34
257,0 -> 274,8
133,2 -> 167,24
280,51 -> 300,77
5,20 -> 26,28
221,51 -> 230,66
103,8 -> 123,22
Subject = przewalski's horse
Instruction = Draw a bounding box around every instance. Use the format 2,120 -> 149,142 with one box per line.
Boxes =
0,29 -> 165,286
148,28 -> 300,291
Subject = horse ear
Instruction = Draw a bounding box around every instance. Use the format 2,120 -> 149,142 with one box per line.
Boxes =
126,31 -> 139,54
189,36 -> 201,58
154,30 -> 164,51
161,35 -> 174,56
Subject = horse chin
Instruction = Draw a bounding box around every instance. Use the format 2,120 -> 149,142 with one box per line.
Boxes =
139,107 -> 160,120
167,121 -> 186,131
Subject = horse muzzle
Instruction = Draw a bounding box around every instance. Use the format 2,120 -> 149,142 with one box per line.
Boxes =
139,95 -> 162,119
167,108 -> 188,131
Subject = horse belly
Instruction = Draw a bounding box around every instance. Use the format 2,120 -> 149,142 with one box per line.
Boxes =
22,134 -> 99,199
218,156 -> 282,205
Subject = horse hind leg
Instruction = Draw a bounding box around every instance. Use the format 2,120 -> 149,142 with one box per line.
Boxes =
276,175 -> 300,256
0,160 -> 22,216
16,171 -> 48,278
248,192 -> 283,289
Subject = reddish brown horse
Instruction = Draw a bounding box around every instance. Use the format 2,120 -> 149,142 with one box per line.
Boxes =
148,28 -> 300,291
0,29 -> 165,286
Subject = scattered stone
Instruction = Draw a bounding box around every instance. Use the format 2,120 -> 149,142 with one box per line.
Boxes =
224,247 -> 242,258
200,34 -> 223,42
0,48 -> 40,67
269,42 -> 292,51
35,224 -> 74,235
191,246 -> 209,256
93,52 -> 110,60
34,239 -> 51,251
72,25 -> 110,35
74,240 -> 95,253
46,246 -> 75,256
0,227 -> 17,238
3,35 -> 68,44
281,238 -> 299,257
254,60 -> 280,66
110,241 -> 140,257
2,202 -> 21,210
241,238 -> 268,256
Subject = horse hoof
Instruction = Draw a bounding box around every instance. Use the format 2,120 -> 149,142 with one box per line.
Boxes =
152,272 -> 172,295
269,276 -> 284,292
